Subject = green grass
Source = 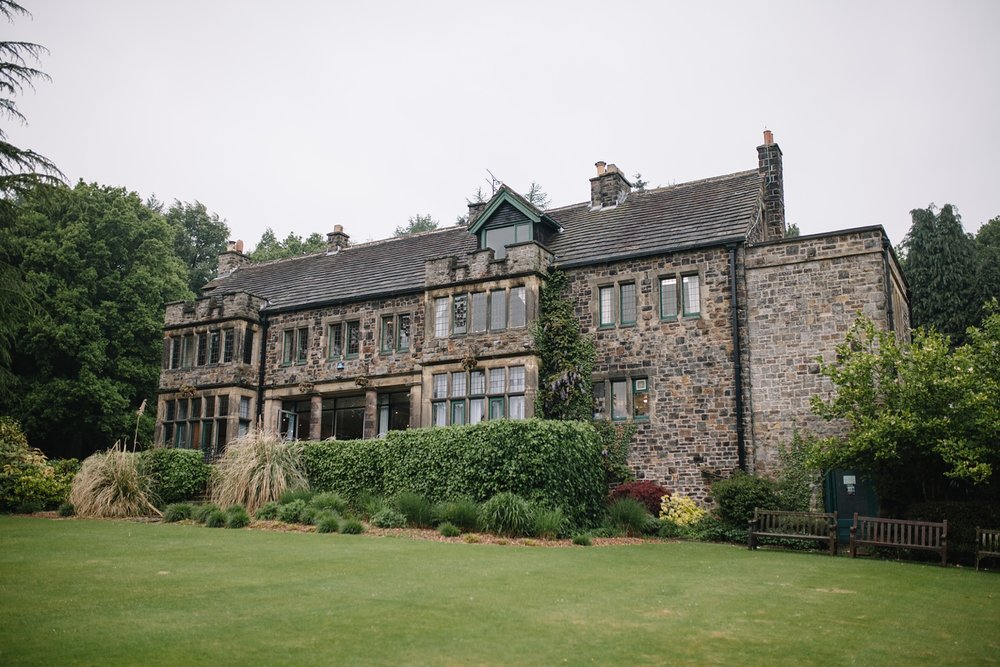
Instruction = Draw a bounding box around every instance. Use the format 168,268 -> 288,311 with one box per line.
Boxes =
1,517 -> 998,666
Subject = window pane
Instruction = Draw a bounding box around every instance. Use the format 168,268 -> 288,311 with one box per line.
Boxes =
170,338 -> 181,369
469,370 -> 485,395
434,297 -> 449,337
509,286 -> 526,328
191,398 -> 201,420
593,383 -> 607,419
509,395 -> 525,420
381,316 -> 395,352
660,277 -> 678,319
178,398 -> 189,420
328,323 -> 342,359
469,398 -> 485,424
182,335 -> 195,368
682,275 -> 701,316
451,372 -> 467,397
432,401 -> 447,426
239,396 -> 251,419
453,294 -> 468,334
484,226 -> 516,259
620,283 -> 636,324
165,399 -> 176,421
599,286 -> 613,326
243,329 -> 255,364
217,395 -> 229,416
489,291 -> 506,331
514,223 -> 531,243
611,379 -> 628,420
347,321 -> 360,355
471,292 -> 488,333
205,396 -> 215,418
451,400 -> 466,425
397,314 -> 411,350
508,366 -> 525,392
209,331 -> 221,364
282,330 -> 294,364
196,332 -> 207,366
432,374 -> 448,399
223,329 -> 235,363
489,397 -> 505,420
633,378 -> 649,418
296,328 -> 308,364
489,368 -> 505,394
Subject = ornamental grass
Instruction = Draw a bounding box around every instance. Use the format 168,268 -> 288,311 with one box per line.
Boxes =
210,428 -> 308,515
68,444 -> 160,518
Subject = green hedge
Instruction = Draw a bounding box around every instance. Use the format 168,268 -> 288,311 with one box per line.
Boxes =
303,419 -> 604,526
138,448 -> 211,506
907,500 -> 1000,565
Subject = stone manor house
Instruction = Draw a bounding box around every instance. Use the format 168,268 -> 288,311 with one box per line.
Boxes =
156,132 -> 909,501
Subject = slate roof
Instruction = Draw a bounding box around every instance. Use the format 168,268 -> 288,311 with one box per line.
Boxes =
204,169 -> 763,312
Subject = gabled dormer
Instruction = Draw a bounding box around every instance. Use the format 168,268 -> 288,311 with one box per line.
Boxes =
467,185 -> 561,259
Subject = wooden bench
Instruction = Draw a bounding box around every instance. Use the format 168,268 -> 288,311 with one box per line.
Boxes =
975,527 -> 1000,571
748,509 -> 838,556
849,513 -> 948,566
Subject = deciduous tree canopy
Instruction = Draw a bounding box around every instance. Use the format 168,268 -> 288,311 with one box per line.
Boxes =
164,200 -> 229,294
393,214 -> 438,237
249,227 -> 326,262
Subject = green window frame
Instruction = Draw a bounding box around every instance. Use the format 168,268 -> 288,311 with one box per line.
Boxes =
632,378 -> 649,419
380,315 -> 395,353
682,274 -> 701,317
620,282 -> 636,325
598,286 -> 614,327
396,314 -> 411,351
345,321 -> 360,358
610,379 -> 628,421
489,397 -> 505,420
327,323 -> 343,360
660,276 -> 678,321
453,294 -> 468,335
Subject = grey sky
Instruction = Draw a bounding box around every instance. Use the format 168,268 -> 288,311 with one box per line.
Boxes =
8,1 -> 999,250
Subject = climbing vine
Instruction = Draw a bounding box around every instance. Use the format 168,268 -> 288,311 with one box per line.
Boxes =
534,270 -> 595,421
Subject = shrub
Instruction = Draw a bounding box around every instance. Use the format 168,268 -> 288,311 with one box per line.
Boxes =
340,518 -> 364,534
211,429 -> 308,514
605,498 -> 652,537
592,421 -> 636,487
279,487 -> 313,505
609,480 -> 671,516
711,472 -> 780,527
69,447 -> 159,518
315,511 -> 341,533
15,499 -> 43,514
907,500 -> 1000,564
438,522 -> 461,537
254,501 -> 280,521
2,417 -> 78,511
659,494 -> 706,527
303,419 -> 605,527
309,492 -> 348,513
204,508 -> 227,528
685,515 -> 749,544
393,491 -> 433,528
191,503 -> 220,524
278,499 -> 307,524
572,533 -> 592,546
532,506 -> 567,540
372,507 -> 407,528
163,503 -> 193,522
224,505 -> 251,529
57,502 -> 74,517
298,505 -> 319,525
137,448 -> 210,506
353,492 -> 388,520
479,492 -> 533,537
432,498 -> 479,532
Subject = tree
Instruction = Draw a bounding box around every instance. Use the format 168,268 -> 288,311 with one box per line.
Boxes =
164,200 -> 230,294
0,181 -> 190,459
524,182 -> 550,209
975,216 -> 1000,320
248,228 -> 326,262
785,223 -> 801,238
632,173 -> 648,193
899,204 -> 980,344
394,214 -> 438,237
535,269 -> 595,420
809,313 -> 1000,507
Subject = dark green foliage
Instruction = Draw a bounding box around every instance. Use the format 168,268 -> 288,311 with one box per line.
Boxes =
254,501 -> 280,521
303,419 -> 604,527
531,506 -> 566,540
393,491 -> 433,528
572,533 -> 592,546
249,227 -> 326,262
224,505 -> 251,529
711,472 -> 780,527
900,204 -> 980,344
604,498 -> 652,537
438,522 -> 461,537
309,492 -> 347,514
279,488 -> 313,505
204,508 -> 226,528
907,500 -> 1000,564
138,448 -> 210,506
278,499 -> 307,524
432,498 -> 479,532
478,492 -> 533,537
775,431 -> 821,511
1,417 -> 77,510
976,218 -> 1000,319
315,511 -> 340,533
162,503 -> 192,522
608,480 -> 669,516
372,508 -> 407,528
592,421 -> 636,487
15,499 -> 42,514
339,518 -> 364,534
191,503 -> 219,524
163,200 -> 229,294
658,515 -> 750,544
393,214 -> 439,237
298,505 -> 319,525
535,270 -> 595,420
57,502 -> 74,517
352,492 -> 388,520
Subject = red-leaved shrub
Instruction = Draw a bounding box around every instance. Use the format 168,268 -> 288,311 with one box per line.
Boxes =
608,480 -> 670,516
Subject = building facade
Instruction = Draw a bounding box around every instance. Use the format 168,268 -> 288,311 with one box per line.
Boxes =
156,133 -> 909,502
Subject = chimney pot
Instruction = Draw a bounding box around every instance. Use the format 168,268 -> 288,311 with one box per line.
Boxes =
235,239 -> 244,253
334,224 -> 343,233
595,161 -> 607,176
763,129 -> 774,145
326,226 -> 350,251
590,160 -> 632,209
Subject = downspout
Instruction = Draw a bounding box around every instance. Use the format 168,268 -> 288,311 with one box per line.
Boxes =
882,239 -> 895,333
728,245 -> 747,471
256,314 -> 269,425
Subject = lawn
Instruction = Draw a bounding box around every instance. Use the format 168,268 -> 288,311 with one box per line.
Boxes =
1,516 -> 998,666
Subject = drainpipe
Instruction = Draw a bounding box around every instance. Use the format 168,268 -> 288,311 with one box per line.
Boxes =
882,238 -> 895,333
256,314 -> 269,425
728,245 -> 747,471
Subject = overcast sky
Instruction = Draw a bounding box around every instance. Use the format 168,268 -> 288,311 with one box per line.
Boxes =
8,1 -> 999,251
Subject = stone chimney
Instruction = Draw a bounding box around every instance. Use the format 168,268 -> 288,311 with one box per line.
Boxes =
217,240 -> 250,279
467,201 -> 487,227
590,161 -> 632,209
326,225 -> 350,252
757,130 -> 786,239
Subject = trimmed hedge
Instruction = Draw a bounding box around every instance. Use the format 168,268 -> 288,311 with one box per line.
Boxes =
138,448 -> 211,506
303,419 -> 604,526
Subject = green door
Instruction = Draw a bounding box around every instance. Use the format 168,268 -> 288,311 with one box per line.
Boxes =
824,470 -> 878,544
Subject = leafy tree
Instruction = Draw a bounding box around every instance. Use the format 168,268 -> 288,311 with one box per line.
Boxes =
394,214 -> 438,237
809,313 -> 1000,507
785,223 -> 800,237
975,216 -> 1000,320
632,173 -> 648,193
535,269 -> 595,420
524,182 -> 549,209
248,227 -> 326,262
164,200 -> 230,294
0,181 -> 190,459
899,204 -> 980,344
